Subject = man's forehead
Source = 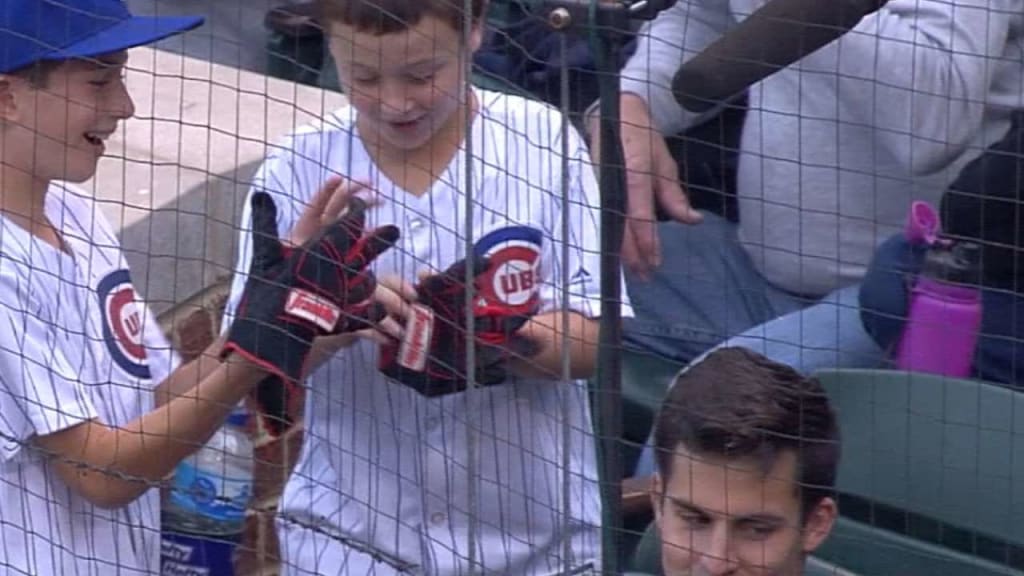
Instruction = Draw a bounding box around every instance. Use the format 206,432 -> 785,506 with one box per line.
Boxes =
664,448 -> 802,517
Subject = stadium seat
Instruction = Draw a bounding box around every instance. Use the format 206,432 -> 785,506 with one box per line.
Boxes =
590,348 -> 683,564
618,348 -> 685,475
627,520 -> 661,575
590,347 -> 683,481
819,517 -> 1021,576
813,369 -> 1024,575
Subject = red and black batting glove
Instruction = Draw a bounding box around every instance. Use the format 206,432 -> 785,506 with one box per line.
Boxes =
223,192 -> 400,434
378,255 -> 541,397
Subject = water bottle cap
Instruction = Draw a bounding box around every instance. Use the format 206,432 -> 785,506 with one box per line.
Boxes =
227,411 -> 249,428
905,201 -> 940,246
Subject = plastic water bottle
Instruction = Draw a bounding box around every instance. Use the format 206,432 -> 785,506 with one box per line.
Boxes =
161,409 -> 254,576
895,241 -> 983,378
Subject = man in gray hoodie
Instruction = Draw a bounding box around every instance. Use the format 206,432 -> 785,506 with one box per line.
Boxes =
590,0 -> 1024,374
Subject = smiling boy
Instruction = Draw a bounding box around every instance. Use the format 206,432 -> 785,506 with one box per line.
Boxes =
0,2 -> 397,574
222,0 -> 628,574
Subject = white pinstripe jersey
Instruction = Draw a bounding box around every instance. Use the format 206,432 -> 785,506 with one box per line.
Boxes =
0,183 -> 177,575
224,88 -> 632,576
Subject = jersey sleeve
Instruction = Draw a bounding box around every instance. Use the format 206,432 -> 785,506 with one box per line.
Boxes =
54,182 -> 181,388
0,275 -> 98,462
539,122 -> 634,320
142,309 -> 179,387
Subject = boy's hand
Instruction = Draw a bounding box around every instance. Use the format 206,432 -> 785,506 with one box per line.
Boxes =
377,255 -> 541,397
223,192 -> 399,435
288,175 -> 376,247
309,284 -> 409,354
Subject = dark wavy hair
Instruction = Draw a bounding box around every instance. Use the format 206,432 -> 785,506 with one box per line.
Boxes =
653,347 -> 841,520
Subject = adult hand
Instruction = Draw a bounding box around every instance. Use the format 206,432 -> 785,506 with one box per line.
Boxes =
588,93 -> 702,278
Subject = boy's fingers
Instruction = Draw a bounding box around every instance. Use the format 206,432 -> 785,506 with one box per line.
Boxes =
378,274 -> 419,303
289,175 -> 344,247
323,179 -> 369,224
309,175 -> 346,215
374,316 -> 404,341
290,177 -> 381,248
373,277 -> 417,321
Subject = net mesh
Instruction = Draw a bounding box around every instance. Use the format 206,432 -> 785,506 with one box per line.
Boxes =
0,0 -> 1021,575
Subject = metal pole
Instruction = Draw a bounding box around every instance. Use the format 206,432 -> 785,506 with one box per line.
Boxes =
544,3 -> 631,573
539,3 -> 675,572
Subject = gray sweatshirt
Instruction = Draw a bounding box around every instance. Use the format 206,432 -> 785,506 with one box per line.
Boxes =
621,0 -> 1024,296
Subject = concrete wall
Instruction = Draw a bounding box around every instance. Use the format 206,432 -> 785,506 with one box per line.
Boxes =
83,45 -> 346,316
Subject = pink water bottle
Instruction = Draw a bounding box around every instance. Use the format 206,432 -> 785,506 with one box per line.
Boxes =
895,241 -> 983,377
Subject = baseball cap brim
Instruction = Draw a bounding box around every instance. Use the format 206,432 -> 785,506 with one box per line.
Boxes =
43,14 -> 204,63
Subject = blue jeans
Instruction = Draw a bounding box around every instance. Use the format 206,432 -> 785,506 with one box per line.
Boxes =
859,234 -> 1024,388
622,213 -> 811,363
622,213 -> 884,371
626,214 -> 885,477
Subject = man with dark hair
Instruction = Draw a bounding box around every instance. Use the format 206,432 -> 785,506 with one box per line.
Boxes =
650,347 -> 840,576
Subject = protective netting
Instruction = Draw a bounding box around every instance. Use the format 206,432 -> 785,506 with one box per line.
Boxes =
0,1 -> 1021,575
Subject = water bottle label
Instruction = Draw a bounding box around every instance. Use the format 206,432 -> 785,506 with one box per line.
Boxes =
161,531 -> 237,576
168,462 -> 252,523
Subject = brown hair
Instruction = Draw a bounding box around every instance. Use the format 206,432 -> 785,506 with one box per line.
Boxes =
653,347 -> 840,520
6,59 -> 64,88
318,0 -> 487,35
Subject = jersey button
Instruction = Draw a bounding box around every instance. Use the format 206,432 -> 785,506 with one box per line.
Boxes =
409,218 -> 424,231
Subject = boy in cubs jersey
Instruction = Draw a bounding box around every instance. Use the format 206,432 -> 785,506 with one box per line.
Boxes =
0,2 -> 397,574
222,1 -> 632,574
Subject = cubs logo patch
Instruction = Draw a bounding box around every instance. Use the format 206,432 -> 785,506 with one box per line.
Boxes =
97,269 -> 152,379
473,226 -> 544,314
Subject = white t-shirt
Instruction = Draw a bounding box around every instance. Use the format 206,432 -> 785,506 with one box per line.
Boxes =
0,183 -> 176,575
224,89 -> 631,576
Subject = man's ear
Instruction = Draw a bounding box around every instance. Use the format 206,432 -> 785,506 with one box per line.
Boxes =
801,496 -> 838,554
467,21 -> 485,53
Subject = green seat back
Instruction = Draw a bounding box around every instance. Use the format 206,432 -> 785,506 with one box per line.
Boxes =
628,521 -> 662,576
814,369 -> 1024,574
589,348 -> 683,479
620,349 -> 685,472
815,369 -> 1024,547
818,518 -> 1021,576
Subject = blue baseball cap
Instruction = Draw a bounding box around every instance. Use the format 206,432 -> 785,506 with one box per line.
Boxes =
1,0 -> 204,74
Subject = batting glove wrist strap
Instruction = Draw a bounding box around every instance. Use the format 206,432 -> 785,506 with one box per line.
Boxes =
379,255 -> 540,397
